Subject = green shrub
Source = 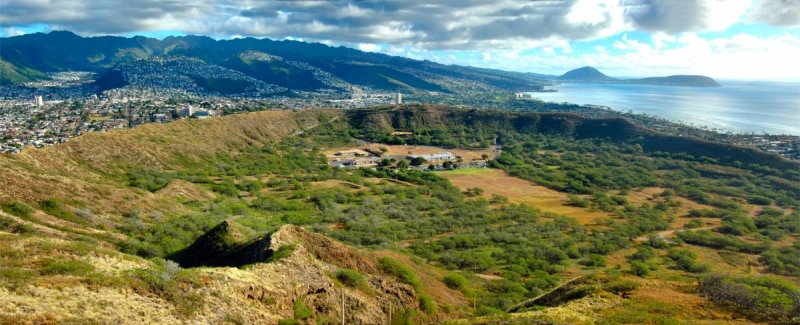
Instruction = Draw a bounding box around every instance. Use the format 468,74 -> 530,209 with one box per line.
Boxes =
379,257 -> 421,289
0,201 -> 34,218
0,215 -> 15,230
442,273 -> 467,290
749,196 -> 773,206
418,294 -> 437,315
0,268 -> 39,289
39,198 -> 86,225
684,219 -> 704,229
698,274 -> 800,321
293,299 -> 313,320
128,260 -> 205,318
336,268 -> 367,288
490,193 -> 509,204
605,280 -> 642,294
212,182 -> 239,197
267,244 -> 296,263
40,259 -> 96,276
630,261 -> 651,277
0,215 -> 34,234
474,305 -> 504,317
669,248 -> 711,273
583,254 -> 607,268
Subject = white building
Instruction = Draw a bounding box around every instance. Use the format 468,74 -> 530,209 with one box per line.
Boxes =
177,105 -> 198,117
408,152 -> 455,162
35,95 -> 44,107
351,88 -> 363,100
396,93 -> 402,104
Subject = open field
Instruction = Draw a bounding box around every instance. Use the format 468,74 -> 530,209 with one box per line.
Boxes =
439,168 -> 614,225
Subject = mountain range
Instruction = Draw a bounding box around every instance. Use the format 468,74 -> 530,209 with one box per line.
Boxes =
1,31 -> 719,96
556,66 -> 721,87
0,31 -> 549,94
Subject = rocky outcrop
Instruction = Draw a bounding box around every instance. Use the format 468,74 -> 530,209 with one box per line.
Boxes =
226,225 -> 429,324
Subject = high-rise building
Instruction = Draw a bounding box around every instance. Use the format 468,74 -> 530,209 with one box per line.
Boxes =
351,88 -> 363,100
396,93 -> 402,104
35,95 -> 44,107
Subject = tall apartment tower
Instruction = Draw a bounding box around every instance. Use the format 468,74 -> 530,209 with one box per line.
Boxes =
351,88 -> 362,100
396,93 -> 402,104
35,95 -> 44,107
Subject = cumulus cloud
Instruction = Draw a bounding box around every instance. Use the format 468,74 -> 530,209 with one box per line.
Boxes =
0,0 -> 772,50
0,0 -> 214,35
623,0 -> 751,34
750,0 -> 800,27
474,32 -> 800,79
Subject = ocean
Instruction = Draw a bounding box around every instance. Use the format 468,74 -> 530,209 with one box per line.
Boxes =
528,80 -> 800,135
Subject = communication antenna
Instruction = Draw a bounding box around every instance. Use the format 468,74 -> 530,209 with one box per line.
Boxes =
341,289 -> 345,325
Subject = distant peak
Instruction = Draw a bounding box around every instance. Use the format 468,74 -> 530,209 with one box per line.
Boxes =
557,66 -> 615,81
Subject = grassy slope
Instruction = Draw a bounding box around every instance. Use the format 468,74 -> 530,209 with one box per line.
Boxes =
1,110 -> 340,209
0,59 -> 48,85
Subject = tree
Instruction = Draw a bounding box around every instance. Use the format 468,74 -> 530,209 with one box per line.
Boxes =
442,273 -> 467,290
396,160 -> 409,170
583,254 -> 607,268
490,194 -> 509,204
410,157 -> 427,166
482,154 -> 489,160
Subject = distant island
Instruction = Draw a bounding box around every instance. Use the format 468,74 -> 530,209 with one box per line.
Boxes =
556,66 -> 721,87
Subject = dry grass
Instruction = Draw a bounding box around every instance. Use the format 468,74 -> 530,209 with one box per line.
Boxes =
439,168 -> 614,225
376,249 -> 469,308
157,179 -> 216,202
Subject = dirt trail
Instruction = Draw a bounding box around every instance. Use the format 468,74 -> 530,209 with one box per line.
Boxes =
634,226 -> 716,243
748,206 -> 763,218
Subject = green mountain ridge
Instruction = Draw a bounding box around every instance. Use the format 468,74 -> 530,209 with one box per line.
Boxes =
0,31 -> 543,93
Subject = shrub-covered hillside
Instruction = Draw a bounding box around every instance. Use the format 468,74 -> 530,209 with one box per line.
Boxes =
0,105 -> 798,324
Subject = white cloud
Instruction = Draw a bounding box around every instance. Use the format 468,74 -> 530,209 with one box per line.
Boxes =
357,43 -> 382,52
0,0 -> 770,51
750,0 -> 800,27
1,27 -> 27,37
472,32 -> 800,79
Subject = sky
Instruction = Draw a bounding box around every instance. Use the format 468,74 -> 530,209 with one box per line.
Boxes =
2,0 -> 800,80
